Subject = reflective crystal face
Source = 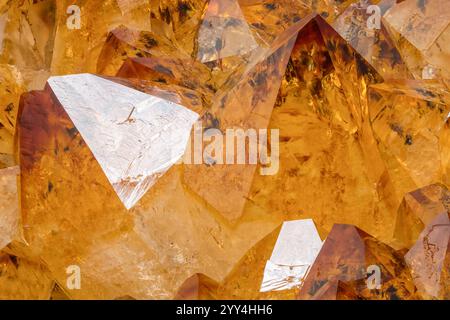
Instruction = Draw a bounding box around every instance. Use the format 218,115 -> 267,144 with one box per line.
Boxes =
405,213 -> 450,299
260,219 -> 323,292
47,74 -> 199,209
196,0 -> 259,63
332,0 -> 411,79
369,80 -> 450,201
383,0 -> 450,79
1,0 -> 449,300
298,224 -> 419,300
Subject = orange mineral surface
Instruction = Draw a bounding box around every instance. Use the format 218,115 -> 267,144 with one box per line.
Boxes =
0,0 -> 447,299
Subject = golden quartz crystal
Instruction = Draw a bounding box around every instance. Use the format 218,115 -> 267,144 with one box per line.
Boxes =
0,0 -> 447,300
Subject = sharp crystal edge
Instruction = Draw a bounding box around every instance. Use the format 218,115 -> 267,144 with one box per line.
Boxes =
260,219 -> 323,292
2,0 -> 449,300
48,74 -> 199,209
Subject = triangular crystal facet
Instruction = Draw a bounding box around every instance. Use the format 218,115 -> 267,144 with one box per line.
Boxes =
48,74 -> 199,209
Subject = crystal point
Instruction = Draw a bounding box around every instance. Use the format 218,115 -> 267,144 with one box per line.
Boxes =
260,219 -> 323,292
2,0 -> 449,300
46,73 -> 199,209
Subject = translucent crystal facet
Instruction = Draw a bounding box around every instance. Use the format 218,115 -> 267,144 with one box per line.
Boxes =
0,166 -> 20,249
298,224 -> 419,300
47,73 -> 199,209
1,0 -> 449,300
260,219 -> 323,292
195,0 -> 259,63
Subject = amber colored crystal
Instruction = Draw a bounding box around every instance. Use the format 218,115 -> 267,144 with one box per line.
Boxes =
1,0 -> 449,300
0,0 -> 56,73
116,57 -> 215,106
49,283 -> 71,300
405,211 -> 450,299
0,125 -> 13,168
383,0 -> 450,79
183,15 -> 301,220
17,76 -> 278,299
0,64 -> 25,164
174,219 -> 324,300
51,0 -> 152,75
174,225 -> 300,300
332,0 -> 412,79
195,0 -> 259,63
298,224 -> 420,300
369,80 -> 450,204
204,14 -> 399,244
239,0 -> 311,44
148,0 -> 207,55
0,166 -> 20,249
0,252 -> 54,300
97,25 -> 186,76
0,65 -> 24,132
310,0 -> 370,23
394,183 -> 450,249
174,273 -> 219,300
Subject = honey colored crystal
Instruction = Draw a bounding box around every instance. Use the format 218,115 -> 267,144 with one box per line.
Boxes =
49,283 -> 71,300
239,0 -> 311,44
2,0 -> 449,300
332,0 -> 411,79
206,220 -> 322,300
0,166 -> 20,250
298,224 -> 419,300
0,0 -> 56,72
18,76 -> 279,299
0,252 -> 54,300
174,225 -> 300,300
46,73 -> 199,209
405,211 -> 450,299
369,80 -> 450,203
186,14 -> 400,245
394,183 -> 450,249
175,221 -> 419,300
183,15 -> 301,220
383,0 -> 450,79
116,57 -> 215,106
174,273 -> 219,300
148,0 -> 207,55
0,64 -> 26,165
195,0 -> 259,63
119,13 -> 307,220
0,64 -> 25,132
97,25 -> 187,76
51,0 -> 152,75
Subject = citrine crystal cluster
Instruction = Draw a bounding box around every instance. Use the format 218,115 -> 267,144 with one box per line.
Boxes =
0,0 -> 449,300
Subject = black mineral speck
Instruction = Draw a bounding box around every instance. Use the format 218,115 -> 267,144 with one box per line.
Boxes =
339,43 -> 353,63
154,64 -> 174,77
264,3 -> 276,10
177,1 -> 191,20
4,103 -> 14,113
9,255 -> 19,268
66,127 -> 78,138
386,285 -> 401,300
142,35 -> 158,49
405,134 -> 413,145
416,88 -> 436,98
